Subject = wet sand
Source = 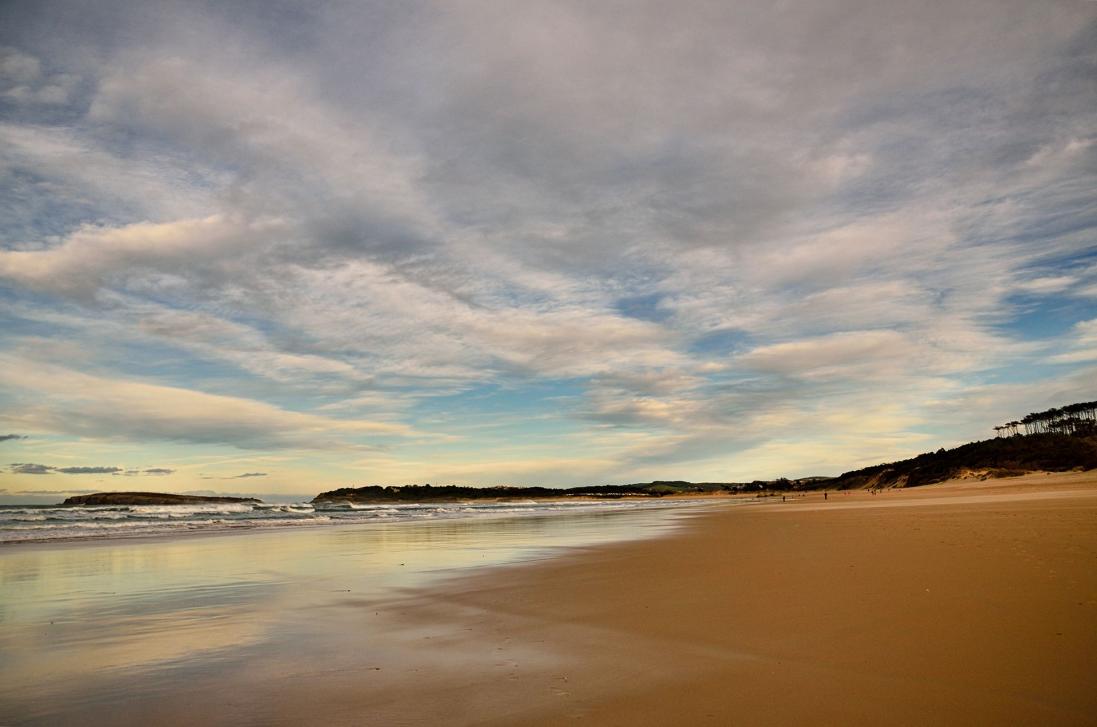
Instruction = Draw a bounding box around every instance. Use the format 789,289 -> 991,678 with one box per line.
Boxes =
0,502 -> 700,726
339,471 -> 1097,726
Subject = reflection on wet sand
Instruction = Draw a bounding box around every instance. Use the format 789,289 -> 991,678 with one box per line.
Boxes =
0,505 -> 699,725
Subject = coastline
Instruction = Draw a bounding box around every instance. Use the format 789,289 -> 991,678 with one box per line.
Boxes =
3,473 -> 1095,725
290,470 -> 1097,726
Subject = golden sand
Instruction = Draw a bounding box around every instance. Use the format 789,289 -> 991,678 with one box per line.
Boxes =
347,471 -> 1097,726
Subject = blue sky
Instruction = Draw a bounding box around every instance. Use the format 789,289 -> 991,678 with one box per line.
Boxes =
1,0 -> 1096,498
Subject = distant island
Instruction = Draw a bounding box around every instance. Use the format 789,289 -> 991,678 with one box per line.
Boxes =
62,492 -> 262,506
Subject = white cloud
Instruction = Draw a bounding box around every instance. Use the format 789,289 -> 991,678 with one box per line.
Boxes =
0,122 -> 219,221
1048,319 -> 1097,365
0,214 -> 286,298
1014,275 -> 1077,294
737,330 -> 917,380
0,355 -> 414,450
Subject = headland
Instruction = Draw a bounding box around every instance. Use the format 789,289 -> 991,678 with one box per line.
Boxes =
61,492 -> 261,506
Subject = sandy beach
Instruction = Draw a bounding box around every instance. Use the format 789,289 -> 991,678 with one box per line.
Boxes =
6,1 -> 1097,724
3,473 -> 1095,726
330,471 -> 1097,726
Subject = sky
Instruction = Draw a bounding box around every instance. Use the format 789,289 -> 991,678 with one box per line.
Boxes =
1,0 -> 1096,500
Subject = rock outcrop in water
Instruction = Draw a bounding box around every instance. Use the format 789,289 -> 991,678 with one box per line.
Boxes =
62,492 -> 262,506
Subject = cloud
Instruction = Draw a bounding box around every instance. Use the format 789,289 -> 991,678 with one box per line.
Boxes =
5,460 -> 176,478
0,46 -> 41,84
0,214 -> 287,300
0,122 -> 221,246
0,47 -> 75,105
1048,319 -> 1097,365
0,354 -> 415,450
737,330 -> 917,380
7,462 -> 126,475
227,472 -> 267,479
14,489 -> 98,495
0,434 -> 26,442
54,465 -> 122,474
1014,275 -> 1078,294
10,462 -> 53,475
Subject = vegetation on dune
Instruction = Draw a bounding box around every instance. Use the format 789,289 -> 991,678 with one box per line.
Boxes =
826,433 -> 1097,490
822,401 -> 1097,490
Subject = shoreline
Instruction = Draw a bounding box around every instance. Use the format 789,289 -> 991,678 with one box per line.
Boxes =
324,470 -> 1097,726
3,472 -> 1095,725
0,495 -> 730,549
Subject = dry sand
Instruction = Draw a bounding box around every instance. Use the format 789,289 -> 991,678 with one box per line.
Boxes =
336,471 -> 1097,726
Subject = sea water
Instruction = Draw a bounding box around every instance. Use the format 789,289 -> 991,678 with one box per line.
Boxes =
0,497 -> 703,544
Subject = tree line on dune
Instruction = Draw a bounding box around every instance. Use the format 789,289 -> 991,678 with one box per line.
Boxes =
993,401 -> 1097,438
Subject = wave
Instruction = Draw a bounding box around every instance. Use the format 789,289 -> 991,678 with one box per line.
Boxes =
0,498 -> 704,544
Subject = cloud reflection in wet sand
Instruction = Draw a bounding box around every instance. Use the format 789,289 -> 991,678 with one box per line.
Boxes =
0,504 -> 701,724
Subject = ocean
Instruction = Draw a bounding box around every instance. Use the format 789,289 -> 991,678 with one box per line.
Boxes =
0,497 -> 711,544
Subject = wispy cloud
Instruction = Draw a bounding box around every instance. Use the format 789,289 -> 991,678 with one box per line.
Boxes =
54,466 -> 122,474
13,489 -> 98,496
0,46 -> 76,105
10,463 -> 53,475
0,354 -> 418,450
8,463 -> 123,475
